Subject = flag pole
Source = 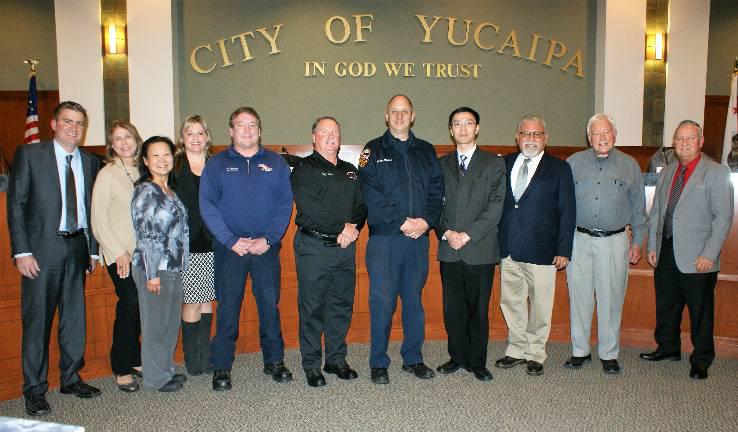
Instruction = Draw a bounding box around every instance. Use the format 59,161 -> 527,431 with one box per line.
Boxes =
22,59 -> 41,145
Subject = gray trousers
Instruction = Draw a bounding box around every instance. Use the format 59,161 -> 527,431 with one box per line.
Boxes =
566,231 -> 629,360
133,267 -> 183,389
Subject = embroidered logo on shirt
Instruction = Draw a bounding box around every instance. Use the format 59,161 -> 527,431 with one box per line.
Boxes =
258,163 -> 273,172
376,158 -> 393,163
346,171 -> 358,180
226,167 -> 239,172
321,172 -> 334,176
358,148 -> 370,168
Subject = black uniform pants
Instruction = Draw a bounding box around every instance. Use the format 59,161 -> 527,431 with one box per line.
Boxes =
654,237 -> 716,368
21,235 -> 88,396
107,263 -> 142,375
439,260 -> 494,368
294,232 -> 356,369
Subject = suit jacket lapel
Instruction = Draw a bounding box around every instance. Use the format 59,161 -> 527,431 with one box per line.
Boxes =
81,150 -> 94,210
659,162 -> 677,212
679,156 -> 708,202
45,142 -> 64,218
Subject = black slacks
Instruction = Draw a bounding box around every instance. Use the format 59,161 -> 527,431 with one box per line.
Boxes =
294,232 -> 356,369
21,235 -> 88,396
654,237 -> 716,367
107,263 -> 142,375
439,260 -> 494,368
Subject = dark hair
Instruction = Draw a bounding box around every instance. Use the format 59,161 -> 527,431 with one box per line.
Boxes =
311,116 -> 340,133
229,107 -> 261,129
175,115 -> 213,173
105,120 -> 143,163
54,101 -> 87,121
448,106 -> 480,127
135,136 -> 177,188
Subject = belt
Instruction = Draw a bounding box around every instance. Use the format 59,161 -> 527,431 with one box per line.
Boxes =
56,229 -> 86,239
576,226 -> 625,238
298,227 -> 339,246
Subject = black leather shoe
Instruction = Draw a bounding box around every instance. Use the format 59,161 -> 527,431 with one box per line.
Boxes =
601,359 -> 621,374
495,356 -> 527,369
526,361 -> 544,376
324,363 -> 358,380
264,362 -> 293,383
158,378 -> 183,392
24,393 -> 51,416
564,354 -> 592,369
304,368 -> 327,387
639,350 -> 681,362
402,363 -> 435,379
172,373 -> 187,384
212,370 -> 232,391
689,365 -> 708,380
436,360 -> 464,374
471,367 -> 493,381
60,380 -> 101,398
116,375 -> 140,393
370,368 -> 389,384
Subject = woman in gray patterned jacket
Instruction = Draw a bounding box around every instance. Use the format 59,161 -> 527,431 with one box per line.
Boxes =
131,136 -> 189,393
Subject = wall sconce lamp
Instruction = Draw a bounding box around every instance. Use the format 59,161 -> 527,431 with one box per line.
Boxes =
645,33 -> 666,61
104,24 -> 126,55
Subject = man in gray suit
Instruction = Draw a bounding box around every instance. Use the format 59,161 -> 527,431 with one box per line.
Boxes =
436,107 -> 506,381
7,101 -> 102,415
642,120 -> 734,380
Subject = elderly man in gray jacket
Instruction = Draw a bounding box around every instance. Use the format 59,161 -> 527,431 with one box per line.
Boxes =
641,120 -> 734,380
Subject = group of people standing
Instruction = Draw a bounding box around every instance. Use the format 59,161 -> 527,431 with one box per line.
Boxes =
7,96 -> 733,417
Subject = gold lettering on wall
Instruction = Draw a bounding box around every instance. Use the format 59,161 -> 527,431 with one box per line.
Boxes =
473,23 -> 499,50
447,18 -> 472,46
325,15 -> 375,43
188,14 -> 586,79
190,44 -> 216,74
189,24 -> 284,74
416,15 -> 443,43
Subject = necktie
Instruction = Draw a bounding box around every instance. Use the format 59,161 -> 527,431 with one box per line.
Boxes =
513,158 -> 531,201
65,154 -> 78,231
663,165 -> 687,239
459,154 -> 468,177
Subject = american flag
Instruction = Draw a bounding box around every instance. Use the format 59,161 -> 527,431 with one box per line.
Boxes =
24,72 -> 40,144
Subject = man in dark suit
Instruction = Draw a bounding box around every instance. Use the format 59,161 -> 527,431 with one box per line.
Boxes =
7,101 -> 102,416
435,107 -> 505,382
495,115 -> 576,376
642,120 -> 734,380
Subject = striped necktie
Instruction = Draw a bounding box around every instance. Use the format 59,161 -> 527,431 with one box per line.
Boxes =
663,165 -> 687,239
65,154 -> 78,231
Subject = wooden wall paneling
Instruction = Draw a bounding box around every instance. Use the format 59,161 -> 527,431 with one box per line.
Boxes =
703,95 -> 730,162
0,91 -> 59,167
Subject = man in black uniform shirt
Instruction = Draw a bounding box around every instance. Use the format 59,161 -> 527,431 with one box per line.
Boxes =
290,116 -> 368,387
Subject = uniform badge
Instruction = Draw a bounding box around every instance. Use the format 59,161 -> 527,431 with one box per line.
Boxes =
358,148 -> 370,168
258,163 -> 273,172
346,171 -> 358,180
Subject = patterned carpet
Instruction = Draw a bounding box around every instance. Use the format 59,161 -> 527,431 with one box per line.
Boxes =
1,340 -> 737,431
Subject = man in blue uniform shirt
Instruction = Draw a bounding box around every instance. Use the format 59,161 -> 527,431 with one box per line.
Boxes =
358,95 -> 444,384
200,107 -> 294,391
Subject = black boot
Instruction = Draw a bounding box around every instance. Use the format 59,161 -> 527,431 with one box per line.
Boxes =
199,313 -> 213,374
181,320 -> 202,376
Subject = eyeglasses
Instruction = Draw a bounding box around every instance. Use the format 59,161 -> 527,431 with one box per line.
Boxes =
451,120 -> 477,128
518,131 -> 544,139
674,135 -> 699,144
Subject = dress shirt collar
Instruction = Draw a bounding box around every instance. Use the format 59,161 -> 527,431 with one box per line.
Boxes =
457,145 -> 477,166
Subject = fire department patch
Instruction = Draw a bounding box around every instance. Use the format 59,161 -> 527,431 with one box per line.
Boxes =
358,148 -> 370,168
258,163 -> 273,172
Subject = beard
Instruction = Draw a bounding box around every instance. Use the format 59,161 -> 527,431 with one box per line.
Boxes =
520,141 -> 542,158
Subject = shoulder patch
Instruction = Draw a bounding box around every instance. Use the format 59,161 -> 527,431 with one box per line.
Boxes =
358,148 -> 370,168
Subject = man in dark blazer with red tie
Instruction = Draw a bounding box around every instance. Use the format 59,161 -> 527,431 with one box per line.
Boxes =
642,120 -> 734,380
436,107 -> 506,381
495,115 -> 576,377
7,101 -> 102,416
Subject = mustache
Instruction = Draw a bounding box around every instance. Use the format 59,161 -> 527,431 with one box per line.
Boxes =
522,141 -> 539,146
